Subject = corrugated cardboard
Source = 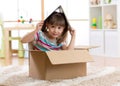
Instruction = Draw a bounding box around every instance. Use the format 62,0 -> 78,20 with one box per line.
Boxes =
29,50 -> 93,80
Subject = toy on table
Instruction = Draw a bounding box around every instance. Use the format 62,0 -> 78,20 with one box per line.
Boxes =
17,16 -> 25,24
29,18 -> 33,23
91,18 -> 97,29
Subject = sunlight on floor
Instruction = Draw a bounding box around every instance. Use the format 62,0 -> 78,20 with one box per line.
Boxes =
0,55 -> 28,67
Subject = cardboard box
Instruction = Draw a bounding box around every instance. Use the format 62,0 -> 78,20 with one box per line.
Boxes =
29,49 -> 93,80
28,5 -> 96,80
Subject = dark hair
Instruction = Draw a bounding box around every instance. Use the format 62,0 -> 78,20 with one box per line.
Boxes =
42,12 -> 69,44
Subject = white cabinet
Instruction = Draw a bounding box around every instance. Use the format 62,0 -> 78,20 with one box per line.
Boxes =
89,0 -> 120,57
104,30 -> 120,57
90,30 -> 104,56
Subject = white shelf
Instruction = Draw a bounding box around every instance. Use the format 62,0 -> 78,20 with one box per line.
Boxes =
90,5 -> 102,7
89,0 -> 120,58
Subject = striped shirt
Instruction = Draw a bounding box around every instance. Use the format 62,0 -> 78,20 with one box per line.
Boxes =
33,30 -> 63,51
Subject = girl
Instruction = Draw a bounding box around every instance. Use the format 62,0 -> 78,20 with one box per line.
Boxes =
21,12 -> 75,51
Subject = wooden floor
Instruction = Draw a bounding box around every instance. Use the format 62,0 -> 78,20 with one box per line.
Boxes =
89,55 -> 120,68
0,55 -> 28,66
0,55 -> 120,67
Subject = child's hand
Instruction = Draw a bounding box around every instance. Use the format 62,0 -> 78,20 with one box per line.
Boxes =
35,20 -> 44,32
69,28 -> 76,37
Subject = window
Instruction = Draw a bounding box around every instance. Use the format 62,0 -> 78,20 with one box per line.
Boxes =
0,0 -> 41,49
0,0 -> 41,24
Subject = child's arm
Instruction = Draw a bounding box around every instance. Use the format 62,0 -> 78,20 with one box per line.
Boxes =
62,28 -> 76,50
21,21 -> 44,43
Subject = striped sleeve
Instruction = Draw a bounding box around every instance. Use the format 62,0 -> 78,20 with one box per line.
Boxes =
34,30 -> 42,41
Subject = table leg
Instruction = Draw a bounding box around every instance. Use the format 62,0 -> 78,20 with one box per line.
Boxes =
4,30 -> 12,65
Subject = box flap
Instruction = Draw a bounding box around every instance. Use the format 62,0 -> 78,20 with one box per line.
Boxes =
46,50 -> 93,65
75,45 -> 99,50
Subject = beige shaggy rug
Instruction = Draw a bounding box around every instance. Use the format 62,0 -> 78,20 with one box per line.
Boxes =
0,64 -> 120,86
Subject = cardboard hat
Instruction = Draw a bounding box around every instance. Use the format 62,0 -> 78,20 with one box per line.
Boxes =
41,5 -> 71,32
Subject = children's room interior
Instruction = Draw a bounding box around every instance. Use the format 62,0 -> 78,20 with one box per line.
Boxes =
0,0 -> 120,86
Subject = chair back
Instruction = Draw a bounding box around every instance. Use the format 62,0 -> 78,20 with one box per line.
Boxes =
0,13 -> 4,36
0,13 -> 5,58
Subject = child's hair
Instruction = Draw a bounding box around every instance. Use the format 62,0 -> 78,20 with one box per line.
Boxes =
42,12 -> 69,45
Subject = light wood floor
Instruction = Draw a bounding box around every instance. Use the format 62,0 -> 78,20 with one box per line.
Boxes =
0,55 -> 120,67
0,55 -> 28,66
89,55 -> 120,68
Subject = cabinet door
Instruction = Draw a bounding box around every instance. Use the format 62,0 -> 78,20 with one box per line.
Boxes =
90,30 -> 104,56
105,31 -> 120,57
117,5 -> 120,29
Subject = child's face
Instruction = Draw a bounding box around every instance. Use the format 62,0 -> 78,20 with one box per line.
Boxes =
47,24 -> 65,39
